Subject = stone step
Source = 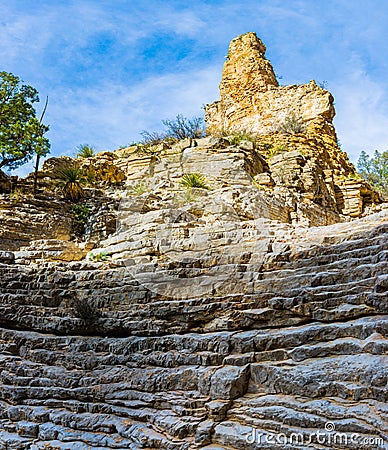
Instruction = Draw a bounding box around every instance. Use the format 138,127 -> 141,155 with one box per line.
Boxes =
262,247 -> 387,280
0,317 -> 386,371
249,354 -> 387,402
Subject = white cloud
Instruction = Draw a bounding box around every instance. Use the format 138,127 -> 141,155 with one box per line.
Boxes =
152,9 -> 206,37
0,5 -> 52,67
332,55 -> 388,163
11,65 -> 220,176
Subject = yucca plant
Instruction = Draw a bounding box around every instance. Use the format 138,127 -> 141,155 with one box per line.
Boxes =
76,144 -> 95,158
175,188 -> 199,205
56,164 -> 86,202
127,181 -> 148,195
180,173 -> 209,189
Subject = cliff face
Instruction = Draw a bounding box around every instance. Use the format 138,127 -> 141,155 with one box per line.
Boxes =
0,134 -> 381,256
204,31 -> 381,218
205,32 -> 335,137
0,33 -> 387,449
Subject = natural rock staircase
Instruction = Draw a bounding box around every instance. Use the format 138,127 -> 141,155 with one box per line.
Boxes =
0,210 -> 387,449
1,29 -> 387,449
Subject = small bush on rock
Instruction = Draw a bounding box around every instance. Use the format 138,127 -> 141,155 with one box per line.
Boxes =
139,131 -> 173,149
163,114 -> 205,139
278,113 -> 305,134
228,131 -> 256,147
139,115 -> 205,152
9,188 -> 23,203
215,129 -> 256,147
180,173 -> 209,189
268,145 -> 287,158
88,251 -> 110,262
71,293 -> 100,322
127,181 -> 148,195
71,204 -> 90,237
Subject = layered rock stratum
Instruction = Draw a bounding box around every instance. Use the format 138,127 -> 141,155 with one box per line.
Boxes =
205,32 -> 335,137
0,32 -> 387,449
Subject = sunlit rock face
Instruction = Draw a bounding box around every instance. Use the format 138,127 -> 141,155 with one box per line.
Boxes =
205,32 -> 335,137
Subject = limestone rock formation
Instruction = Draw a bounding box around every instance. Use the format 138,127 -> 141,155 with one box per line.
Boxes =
0,32 -> 387,450
0,194 -> 72,251
0,208 -> 387,449
31,153 -> 126,190
205,31 -> 381,218
205,32 -> 335,136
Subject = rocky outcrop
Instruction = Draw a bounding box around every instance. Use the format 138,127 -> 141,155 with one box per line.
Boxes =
0,194 -> 72,251
0,170 -> 11,193
0,134 -> 382,262
0,32 -> 386,450
30,153 -> 126,191
204,32 -> 381,218
205,32 -> 335,137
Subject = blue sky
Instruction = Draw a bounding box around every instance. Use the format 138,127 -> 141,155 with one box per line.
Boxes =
1,0 -> 388,175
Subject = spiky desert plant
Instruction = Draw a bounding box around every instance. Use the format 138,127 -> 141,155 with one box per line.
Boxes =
56,163 -> 86,202
179,188 -> 199,204
76,144 -> 95,158
180,173 -> 209,189
127,181 -> 148,195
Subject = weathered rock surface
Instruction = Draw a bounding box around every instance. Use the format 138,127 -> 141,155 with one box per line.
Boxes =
30,153 -> 126,190
0,194 -> 72,251
0,207 -> 387,449
0,32 -> 387,450
205,32 -> 335,137
204,32 -> 381,217
1,134 -> 380,263
0,170 -> 11,193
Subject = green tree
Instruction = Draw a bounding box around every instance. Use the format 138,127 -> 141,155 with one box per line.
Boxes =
357,150 -> 388,197
0,71 -> 50,170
